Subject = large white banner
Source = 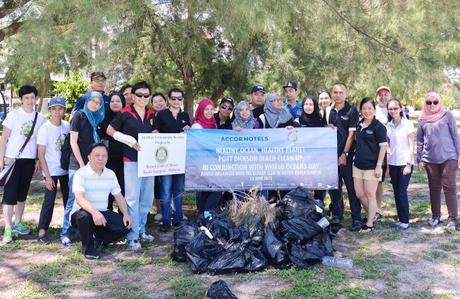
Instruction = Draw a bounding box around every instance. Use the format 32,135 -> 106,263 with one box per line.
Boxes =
137,133 -> 187,177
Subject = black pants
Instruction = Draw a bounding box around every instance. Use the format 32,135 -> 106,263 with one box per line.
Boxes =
71,209 -> 130,255
329,154 -> 362,223
196,192 -> 221,215
38,175 -> 69,230
106,159 -> 124,210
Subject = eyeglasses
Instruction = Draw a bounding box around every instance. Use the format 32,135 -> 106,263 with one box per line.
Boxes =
93,79 -> 106,84
220,105 -> 233,111
135,93 -> 150,98
170,96 -> 183,101
388,108 -> 400,111
425,100 -> 439,106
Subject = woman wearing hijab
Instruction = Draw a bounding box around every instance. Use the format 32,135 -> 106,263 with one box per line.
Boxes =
294,95 -> 326,128
101,92 -> 126,210
261,93 -> 294,128
232,100 -> 261,130
191,99 -> 221,216
61,91 -> 104,247
294,95 -> 327,203
417,92 -> 460,230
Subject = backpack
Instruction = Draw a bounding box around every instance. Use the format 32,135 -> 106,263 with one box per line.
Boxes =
60,133 -> 71,171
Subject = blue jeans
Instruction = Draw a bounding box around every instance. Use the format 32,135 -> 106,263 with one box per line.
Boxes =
124,162 -> 154,241
61,169 -> 76,239
160,174 -> 184,225
389,165 -> 412,224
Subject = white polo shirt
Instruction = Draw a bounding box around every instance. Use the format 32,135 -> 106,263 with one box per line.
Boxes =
386,117 -> 415,166
71,164 -> 121,215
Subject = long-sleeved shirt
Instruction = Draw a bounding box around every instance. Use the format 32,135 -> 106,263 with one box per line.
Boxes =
417,111 -> 460,164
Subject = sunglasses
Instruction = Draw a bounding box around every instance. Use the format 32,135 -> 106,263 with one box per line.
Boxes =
220,105 -> 233,111
135,93 -> 150,98
425,100 -> 439,106
170,96 -> 183,101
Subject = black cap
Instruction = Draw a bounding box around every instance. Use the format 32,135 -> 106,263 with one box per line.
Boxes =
283,81 -> 297,90
220,97 -> 234,106
90,72 -> 107,81
251,85 -> 266,94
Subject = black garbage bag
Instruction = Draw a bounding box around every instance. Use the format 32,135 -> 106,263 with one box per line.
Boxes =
206,280 -> 238,299
280,216 -> 323,242
186,231 -> 225,274
171,223 -> 199,262
208,217 -> 244,245
280,187 -> 324,221
263,223 -> 290,268
207,244 -> 268,275
288,231 -> 334,268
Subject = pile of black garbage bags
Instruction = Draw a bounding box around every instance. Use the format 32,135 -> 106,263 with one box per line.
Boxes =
171,187 -> 334,275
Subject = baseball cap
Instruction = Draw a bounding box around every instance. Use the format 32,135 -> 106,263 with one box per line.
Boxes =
220,97 -> 234,106
376,86 -> 391,94
48,97 -> 66,108
283,81 -> 298,90
251,85 -> 266,94
90,71 -> 107,81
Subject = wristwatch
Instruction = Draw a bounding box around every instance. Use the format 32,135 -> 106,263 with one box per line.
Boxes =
342,152 -> 348,157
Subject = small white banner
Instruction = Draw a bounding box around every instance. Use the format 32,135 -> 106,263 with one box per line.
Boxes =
137,133 -> 187,177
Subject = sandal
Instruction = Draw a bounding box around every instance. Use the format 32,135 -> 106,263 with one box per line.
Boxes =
359,224 -> 374,232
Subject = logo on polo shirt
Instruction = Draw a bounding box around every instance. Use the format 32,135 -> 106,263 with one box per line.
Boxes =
365,130 -> 374,134
155,146 -> 168,163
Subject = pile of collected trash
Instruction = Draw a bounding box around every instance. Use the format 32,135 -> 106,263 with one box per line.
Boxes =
171,187 -> 334,274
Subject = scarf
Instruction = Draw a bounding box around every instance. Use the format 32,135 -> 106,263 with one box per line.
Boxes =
232,101 -> 256,129
299,97 -> 325,127
193,98 -> 217,128
82,91 -> 105,143
419,92 -> 446,123
263,93 -> 293,128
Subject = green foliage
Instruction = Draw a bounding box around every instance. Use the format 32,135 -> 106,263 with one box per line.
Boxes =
168,275 -> 204,299
114,256 -> 153,272
52,71 -> 89,118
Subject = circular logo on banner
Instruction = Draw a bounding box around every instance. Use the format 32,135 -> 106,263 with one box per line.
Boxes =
288,131 -> 298,142
155,146 -> 168,163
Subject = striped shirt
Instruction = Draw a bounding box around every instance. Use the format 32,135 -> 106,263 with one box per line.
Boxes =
71,164 -> 121,215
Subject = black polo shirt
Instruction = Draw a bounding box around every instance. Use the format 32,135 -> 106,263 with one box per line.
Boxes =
354,117 -> 387,170
156,109 -> 191,133
328,102 -> 359,156
214,112 -> 233,129
110,105 -> 156,162
252,106 -> 264,119
69,111 -> 102,170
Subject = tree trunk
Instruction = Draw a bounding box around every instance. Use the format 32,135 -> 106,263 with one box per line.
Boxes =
181,64 -> 194,117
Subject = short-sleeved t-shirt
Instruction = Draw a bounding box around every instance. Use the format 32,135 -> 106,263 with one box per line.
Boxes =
110,105 -> 156,162
354,117 -> 388,170
3,108 -> 45,159
328,102 -> 359,156
285,100 -> 303,119
386,117 -> 415,166
37,120 -> 70,176
156,109 -> 191,133
69,111 -> 101,170
71,164 -> 121,216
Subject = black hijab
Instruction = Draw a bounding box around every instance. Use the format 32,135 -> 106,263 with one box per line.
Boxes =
298,96 -> 325,127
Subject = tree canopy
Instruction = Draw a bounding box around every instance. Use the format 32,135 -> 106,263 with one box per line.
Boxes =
2,0 -> 459,113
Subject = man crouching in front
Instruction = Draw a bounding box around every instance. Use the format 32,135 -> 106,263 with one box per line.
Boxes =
70,142 -> 132,259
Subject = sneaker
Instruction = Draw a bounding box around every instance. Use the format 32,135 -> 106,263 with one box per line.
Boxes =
389,223 -> 409,230
12,222 -> 30,235
429,217 -> 442,227
84,250 -> 100,260
445,221 -> 457,231
140,233 -> 155,242
349,221 -> 363,232
38,235 -> 51,244
2,228 -> 13,244
154,213 -> 162,221
374,212 -> 383,222
128,240 -> 142,251
61,236 -> 73,247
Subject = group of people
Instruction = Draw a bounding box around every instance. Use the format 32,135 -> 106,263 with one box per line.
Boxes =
1,71 -> 458,259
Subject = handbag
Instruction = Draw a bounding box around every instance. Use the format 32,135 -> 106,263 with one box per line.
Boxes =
0,112 -> 39,187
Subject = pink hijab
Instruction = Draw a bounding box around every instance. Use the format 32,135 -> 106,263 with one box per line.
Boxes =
192,98 -> 217,128
419,92 -> 446,123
